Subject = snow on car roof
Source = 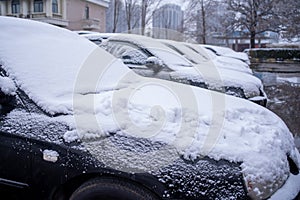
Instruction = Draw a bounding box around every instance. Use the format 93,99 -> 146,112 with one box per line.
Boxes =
161,40 -> 252,74
202,44 -> 250,62
108,34 -> 194,69
0,17 -> 299,199
109,33 -> 173,50
0,17 -> 131,115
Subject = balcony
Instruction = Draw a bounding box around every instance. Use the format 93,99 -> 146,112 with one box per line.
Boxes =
29,13 -> 68,27
81,18 -> 101,30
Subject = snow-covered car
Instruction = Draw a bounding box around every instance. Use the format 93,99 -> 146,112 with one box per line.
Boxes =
1,17 -> 300,200
185,42 -> 252,73
160,39 -> 253,75
201,44 -> 251,65
105,34 -> 267,106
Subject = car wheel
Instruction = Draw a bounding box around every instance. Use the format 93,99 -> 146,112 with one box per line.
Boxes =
69,177 -> 159,200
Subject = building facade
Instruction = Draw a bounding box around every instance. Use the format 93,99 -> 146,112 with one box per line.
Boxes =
152,3 -> 184,40
0,0 -> 108,32
67,0 -> 108,32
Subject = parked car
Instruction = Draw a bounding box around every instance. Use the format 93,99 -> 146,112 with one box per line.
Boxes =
104,34 -> 267,106
184,43 -> 252,73
1,17 -> 299,200
201,44 -> 251,65
160,39 -> 253,75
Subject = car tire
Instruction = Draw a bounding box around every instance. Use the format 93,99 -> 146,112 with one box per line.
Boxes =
69,177 -> 159,200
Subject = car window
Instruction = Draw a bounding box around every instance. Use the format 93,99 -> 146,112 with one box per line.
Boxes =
184,44 -> 210,61
148,48 -> 193,69
106,41 -> 149,65
162,43 -> 199,64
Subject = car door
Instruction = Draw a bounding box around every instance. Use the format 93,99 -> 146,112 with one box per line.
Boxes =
0,93 -> 31,195
30,135 -> 68,199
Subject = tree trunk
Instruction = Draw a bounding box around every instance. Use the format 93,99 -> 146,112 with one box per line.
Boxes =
141,0 -> 147,35
126,2 -> 132,33
112,0 -> 118,33
250,30 -> 256,48
201,0 -> 206,44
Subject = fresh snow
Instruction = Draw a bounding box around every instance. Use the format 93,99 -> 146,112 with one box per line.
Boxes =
202,44 -> 250,64
161,40 -> 253,75
0,17 -> 299,199
277,76 -> 300,84
169,63 -> 263,99
106,34 -> 263,99
0,76 -> 17,95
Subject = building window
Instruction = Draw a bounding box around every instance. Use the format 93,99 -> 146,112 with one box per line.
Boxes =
34,0 -> 43,13
12,0 -> 20,14
85,6 -> 89,19
52,0 -> 58,13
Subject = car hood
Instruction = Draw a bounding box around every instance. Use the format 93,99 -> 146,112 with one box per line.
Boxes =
169,63 -> 264,99
0,17 -> 298,199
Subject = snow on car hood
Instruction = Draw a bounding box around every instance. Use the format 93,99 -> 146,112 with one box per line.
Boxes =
170,64 -> 263,99
0,17 -> 299,199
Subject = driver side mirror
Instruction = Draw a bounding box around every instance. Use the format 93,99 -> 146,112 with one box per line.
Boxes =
145,57 -> 164,73
0,76 -> 17,115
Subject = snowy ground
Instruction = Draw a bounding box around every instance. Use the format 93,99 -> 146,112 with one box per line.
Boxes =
253,70 -> 300,150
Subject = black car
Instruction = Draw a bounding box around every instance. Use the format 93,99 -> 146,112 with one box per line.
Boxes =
0,66 -> 248,199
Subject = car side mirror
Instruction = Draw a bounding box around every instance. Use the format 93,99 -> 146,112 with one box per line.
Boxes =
0,77 -> 17,116
0,76 -> 17,96
122,55 -> 131,60
145,57 -> 164,73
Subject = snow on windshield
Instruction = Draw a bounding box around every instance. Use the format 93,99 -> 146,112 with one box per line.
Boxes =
0,17 -> 299,199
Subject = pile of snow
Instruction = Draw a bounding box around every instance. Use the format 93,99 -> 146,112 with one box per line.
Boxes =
0,76 -> 16,95
0,17 -> 299,199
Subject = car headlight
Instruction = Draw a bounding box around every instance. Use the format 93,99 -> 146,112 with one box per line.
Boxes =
243,154 -> 299,200
244,176 -> 286,199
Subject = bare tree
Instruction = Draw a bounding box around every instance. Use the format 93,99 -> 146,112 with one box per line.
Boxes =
227,0 -> 282,48
140,0 -> 163,35
124,0 -> 140,33
184,0 -> 218,44
106,0 -> 124,33
274,0 -> 300,41
112,0 -> 123,33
